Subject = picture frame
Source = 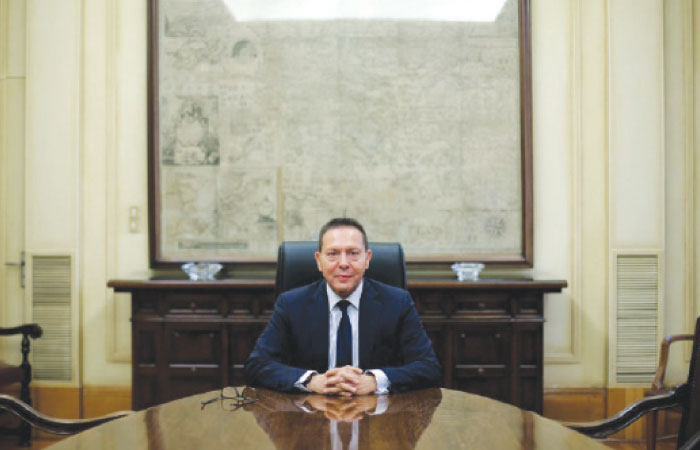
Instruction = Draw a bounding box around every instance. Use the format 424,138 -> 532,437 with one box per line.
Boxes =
148,0 -> 533,268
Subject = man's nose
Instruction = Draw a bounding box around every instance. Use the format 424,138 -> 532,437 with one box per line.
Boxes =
338,252 -> 350,266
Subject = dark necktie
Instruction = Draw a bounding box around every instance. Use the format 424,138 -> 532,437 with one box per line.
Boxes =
338,421 -> 353,449
336,300 -> 352,367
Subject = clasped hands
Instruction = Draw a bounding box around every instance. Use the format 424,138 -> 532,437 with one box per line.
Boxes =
303,393 -> 378,422
306,366 -> 377,397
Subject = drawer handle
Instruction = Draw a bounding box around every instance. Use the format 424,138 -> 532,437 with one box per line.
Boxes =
191,367 -> 197,373
190,302 -> 197,310
478,302 -> 486,309
460,333 -> 466,339
477,367 -> 485,375
174,332 -> 180,337
495,333 -> 501,339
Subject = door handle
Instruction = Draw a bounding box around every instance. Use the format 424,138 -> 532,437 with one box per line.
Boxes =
3,252 -> 25,288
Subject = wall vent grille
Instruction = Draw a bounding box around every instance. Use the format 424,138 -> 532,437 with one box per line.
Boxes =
31,255 -> 72,381
615,254 -> 659,384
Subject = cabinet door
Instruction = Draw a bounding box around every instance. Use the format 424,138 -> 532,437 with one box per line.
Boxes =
132,321 -> 162,410
163,322 -> 225,402
452,325 -> 510,403
228,324 -> 267,386
514,322 -> 543,412
422,323 -> 447,386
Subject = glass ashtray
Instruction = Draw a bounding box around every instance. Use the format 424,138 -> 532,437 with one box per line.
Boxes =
450,262 -> 485,281
182,262 -> 223,281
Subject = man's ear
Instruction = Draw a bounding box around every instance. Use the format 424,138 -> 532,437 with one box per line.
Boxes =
314,251 -> 323,272
364,248 -> 372,269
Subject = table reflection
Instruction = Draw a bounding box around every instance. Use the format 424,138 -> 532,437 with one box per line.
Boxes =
238,388 -> 442,449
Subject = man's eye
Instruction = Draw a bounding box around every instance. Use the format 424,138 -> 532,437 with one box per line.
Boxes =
349,250 -> 360,257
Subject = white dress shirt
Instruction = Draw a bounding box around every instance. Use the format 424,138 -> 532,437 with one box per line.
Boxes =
294,280 -> 390,393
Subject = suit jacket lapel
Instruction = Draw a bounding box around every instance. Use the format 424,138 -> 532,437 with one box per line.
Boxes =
359,279 -> 382,369
309,281 -> 330,370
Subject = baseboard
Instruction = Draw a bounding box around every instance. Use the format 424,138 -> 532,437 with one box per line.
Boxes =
31,385 -> 81,418
0,384 -> 130,419
543,388 -> 606,422
0,384 -> 83,442
82,385 -> 131,418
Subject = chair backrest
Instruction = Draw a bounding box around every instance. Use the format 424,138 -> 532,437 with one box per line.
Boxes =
275,241 -> 407,297
678,316 -> 700,448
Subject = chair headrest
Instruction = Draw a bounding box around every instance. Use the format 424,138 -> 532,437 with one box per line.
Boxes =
275,241 -> 407,297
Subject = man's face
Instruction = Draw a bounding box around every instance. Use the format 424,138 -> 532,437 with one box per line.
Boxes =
315,226 -> 372,298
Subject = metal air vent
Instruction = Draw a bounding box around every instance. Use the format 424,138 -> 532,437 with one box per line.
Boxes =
31,255 -> 73,381
614,254 -> 660,384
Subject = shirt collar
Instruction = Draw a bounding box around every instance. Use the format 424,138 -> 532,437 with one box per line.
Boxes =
326,279 -> 363,311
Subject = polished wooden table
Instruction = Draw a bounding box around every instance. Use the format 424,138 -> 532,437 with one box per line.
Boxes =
49,388 -> 608,449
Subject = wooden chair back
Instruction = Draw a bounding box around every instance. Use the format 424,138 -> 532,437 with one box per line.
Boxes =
678,316 -> 700,448
0,323 -> 42,446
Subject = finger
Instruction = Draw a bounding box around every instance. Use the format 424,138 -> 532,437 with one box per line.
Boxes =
324,375 -> 347,387
322,385 -> 344,394
339,375 -> 360,386
345,366 -> 362,374
324,410 -> 341,420
336,382 -> 357,394
335,369 -> 360,382
337,366 -> 362,377
326,383 -> 358,394
343,409 -> 363,421
337,402 -> 359,414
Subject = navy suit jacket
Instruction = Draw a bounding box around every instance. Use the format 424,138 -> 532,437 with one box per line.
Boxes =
245,278 -> 441,393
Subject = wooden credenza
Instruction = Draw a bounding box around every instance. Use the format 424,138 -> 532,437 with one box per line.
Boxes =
108,278 -> 566,413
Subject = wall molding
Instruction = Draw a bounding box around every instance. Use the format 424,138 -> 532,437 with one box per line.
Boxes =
105,0 -> 129,363
568,0 -> 584,364
543,0 -> 583,366
606,0 -> 666,385
0,0 -> 9,338
686,0 -> 699,338
665,0 -> 696,369
105,0 -> 118,362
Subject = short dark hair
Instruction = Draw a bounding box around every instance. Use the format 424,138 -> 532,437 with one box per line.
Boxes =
318,218 -> 368,251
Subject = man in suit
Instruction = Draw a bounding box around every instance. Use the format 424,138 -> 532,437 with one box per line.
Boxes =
245,218 -> 441,395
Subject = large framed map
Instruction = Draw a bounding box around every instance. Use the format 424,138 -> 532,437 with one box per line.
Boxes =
148,0 -> 533,267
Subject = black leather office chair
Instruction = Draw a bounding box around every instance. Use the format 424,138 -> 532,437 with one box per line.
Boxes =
275,241 -> 407,297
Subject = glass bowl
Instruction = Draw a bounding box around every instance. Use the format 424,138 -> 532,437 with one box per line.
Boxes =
450,262 -> 485,281
182,262 -> 223,281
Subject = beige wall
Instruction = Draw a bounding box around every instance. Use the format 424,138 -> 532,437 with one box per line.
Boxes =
0,0 -> 697,388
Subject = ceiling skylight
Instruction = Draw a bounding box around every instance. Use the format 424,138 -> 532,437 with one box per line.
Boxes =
223,0 -> 508,23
